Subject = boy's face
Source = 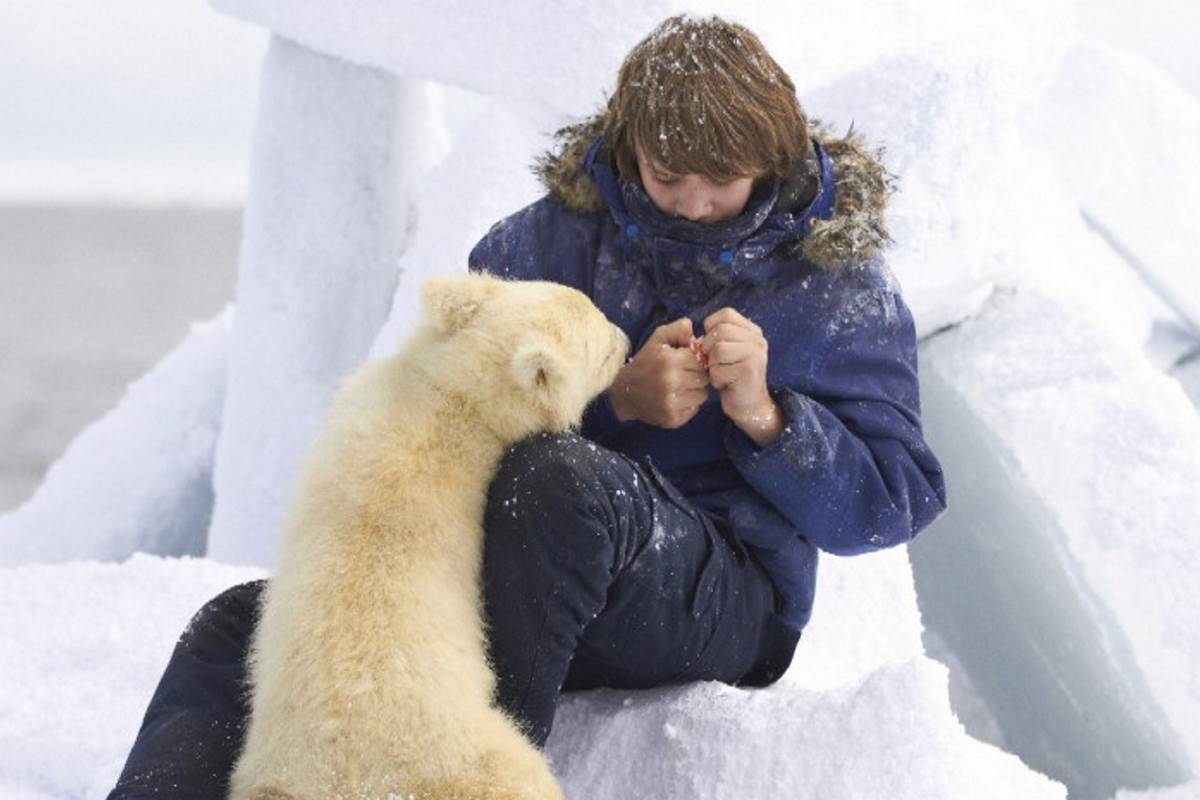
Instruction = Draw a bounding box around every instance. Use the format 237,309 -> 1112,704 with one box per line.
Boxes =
635,145 -> 757,224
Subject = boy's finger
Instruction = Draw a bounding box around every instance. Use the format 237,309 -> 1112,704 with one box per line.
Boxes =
708,363 -> 748,390
702,322 -> 761,354
671,349 -> 709,372
708,364 -> 730,389
707,339 -> 753,366
703,307 -> 761,337
649,317 -> 695,349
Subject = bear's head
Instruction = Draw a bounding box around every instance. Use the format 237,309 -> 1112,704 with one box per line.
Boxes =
417,273 -> 630,442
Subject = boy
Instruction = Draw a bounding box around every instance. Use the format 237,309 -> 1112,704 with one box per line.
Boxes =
109,14 -> 945,798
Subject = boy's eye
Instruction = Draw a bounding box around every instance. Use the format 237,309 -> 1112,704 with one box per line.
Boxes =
654,173 -> 677,184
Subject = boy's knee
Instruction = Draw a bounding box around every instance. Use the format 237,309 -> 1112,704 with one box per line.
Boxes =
493,431 -> 626,498
178,579 -> 265,654
492,433 -> 621,517
497,431 -> 589,477
485,433 -> 633,555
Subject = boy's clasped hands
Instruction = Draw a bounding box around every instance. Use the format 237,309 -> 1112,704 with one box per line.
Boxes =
609,308 -> 783,447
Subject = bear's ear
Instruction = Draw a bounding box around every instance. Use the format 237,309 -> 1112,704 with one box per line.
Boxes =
510,337 -> 572,426
421,273 -> 503,335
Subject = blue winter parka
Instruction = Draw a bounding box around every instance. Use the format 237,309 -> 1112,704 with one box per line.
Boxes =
468,117 -> 947,632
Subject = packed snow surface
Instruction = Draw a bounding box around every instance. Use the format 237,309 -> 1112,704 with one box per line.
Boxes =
0,556 -> 266,800
550,658 -> 1062,799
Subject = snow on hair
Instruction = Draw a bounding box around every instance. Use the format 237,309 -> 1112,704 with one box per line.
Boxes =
604,14 -> 812,183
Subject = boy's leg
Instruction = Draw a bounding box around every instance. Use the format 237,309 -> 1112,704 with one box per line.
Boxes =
482,432 -> 800,749
108,431 -> 801,793
107,580 -> 264,800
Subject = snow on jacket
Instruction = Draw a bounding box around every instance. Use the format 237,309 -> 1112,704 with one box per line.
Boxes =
468,114 -> 947,631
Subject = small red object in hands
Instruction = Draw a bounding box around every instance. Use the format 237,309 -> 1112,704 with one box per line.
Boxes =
690,336 -> 710,369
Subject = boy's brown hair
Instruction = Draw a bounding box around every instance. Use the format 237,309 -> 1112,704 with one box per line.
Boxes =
603,14 -> 812,184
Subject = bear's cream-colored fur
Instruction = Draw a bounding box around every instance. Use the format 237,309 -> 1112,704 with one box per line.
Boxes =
228,273 -> 629,800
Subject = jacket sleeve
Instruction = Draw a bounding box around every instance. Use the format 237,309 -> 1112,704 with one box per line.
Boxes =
723,284 -> 947,556
466,194 -> 593,288
467,201 -> 543,280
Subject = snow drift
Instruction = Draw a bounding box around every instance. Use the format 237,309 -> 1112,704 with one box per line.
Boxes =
0,309 -> 232,565
912,288 -> 1200,798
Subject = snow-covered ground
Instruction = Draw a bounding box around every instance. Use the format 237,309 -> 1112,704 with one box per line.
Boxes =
0,557 -> 266,800
2,1 -> 1199,798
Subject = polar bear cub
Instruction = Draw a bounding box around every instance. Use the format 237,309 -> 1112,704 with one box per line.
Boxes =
228,273 -> 630,800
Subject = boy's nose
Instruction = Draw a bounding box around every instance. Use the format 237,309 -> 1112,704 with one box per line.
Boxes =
675,193 -> 713,222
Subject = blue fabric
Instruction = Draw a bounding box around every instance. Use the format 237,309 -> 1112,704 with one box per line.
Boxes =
469,136 -> 947,630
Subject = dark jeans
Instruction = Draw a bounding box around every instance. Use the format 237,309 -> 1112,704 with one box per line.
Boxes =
108,432 -> 801,799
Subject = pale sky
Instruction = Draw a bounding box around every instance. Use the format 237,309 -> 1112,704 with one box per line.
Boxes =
0,1 -> 265,182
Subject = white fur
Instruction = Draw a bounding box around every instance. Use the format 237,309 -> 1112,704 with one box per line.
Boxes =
229,274 -> 629,800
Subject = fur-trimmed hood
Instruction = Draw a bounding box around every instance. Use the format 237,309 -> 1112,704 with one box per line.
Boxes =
533,112 -> 893,270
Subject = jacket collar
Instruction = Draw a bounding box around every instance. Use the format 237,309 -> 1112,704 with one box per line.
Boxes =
535,112 -> 893,271
580,135 -> 837,289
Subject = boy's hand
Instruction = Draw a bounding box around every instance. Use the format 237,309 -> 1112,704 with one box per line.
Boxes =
609,318 -> 710,429
701,308 -> 783,447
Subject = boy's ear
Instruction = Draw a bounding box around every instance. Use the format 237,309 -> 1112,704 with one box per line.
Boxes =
421,273 -> 503,335
510,337 -> 572,428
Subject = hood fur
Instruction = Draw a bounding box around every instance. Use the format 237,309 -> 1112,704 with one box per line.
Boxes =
533,113 -> 894,270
